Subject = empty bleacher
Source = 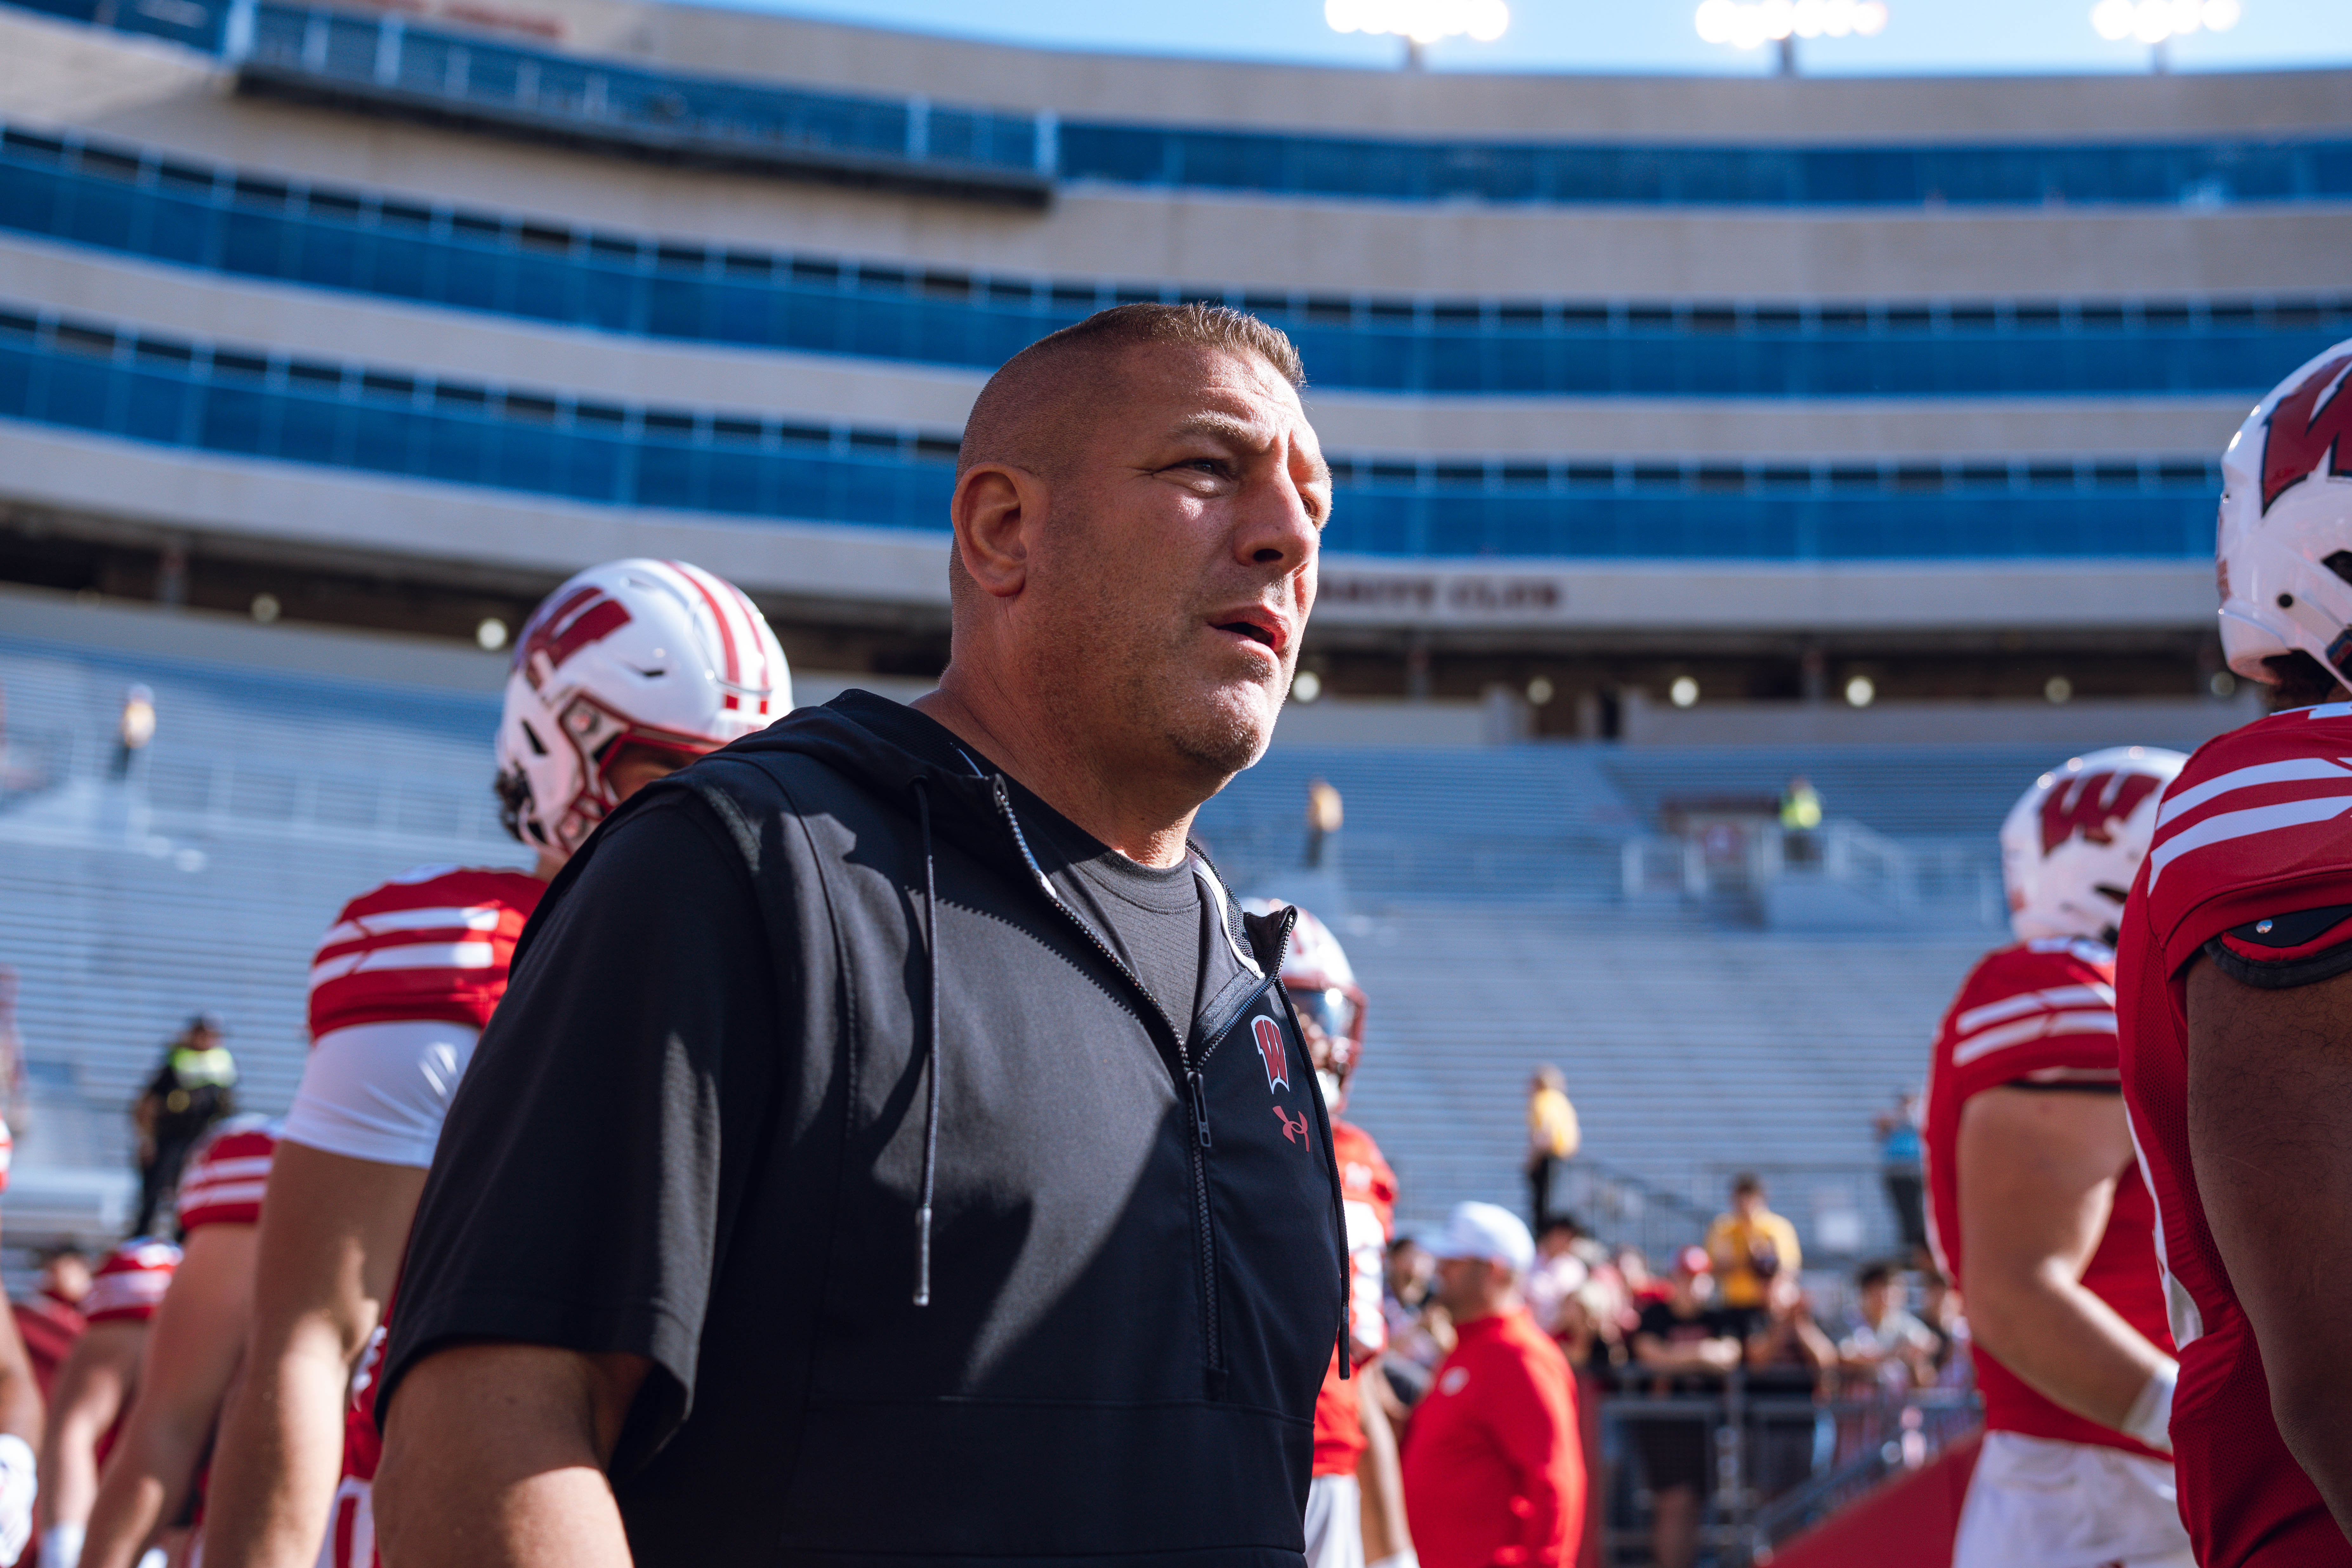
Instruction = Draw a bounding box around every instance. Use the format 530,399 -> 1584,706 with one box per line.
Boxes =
1,605 -> 2038,1261
0,622 -> 516,1231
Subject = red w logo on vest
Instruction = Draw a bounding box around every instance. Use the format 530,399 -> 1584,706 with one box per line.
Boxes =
2263,352 -> 2352,514
2040,771 -> 2163,856
518,586 -> 633,685
1253,1016 -> 1290,1093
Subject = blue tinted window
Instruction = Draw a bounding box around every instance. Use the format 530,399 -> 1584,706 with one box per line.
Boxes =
61,177 -> 135,250
39,356 -> 110,429
273,396 -> 342,463
218,210 -> 289,279
122,371 -> 192,443
199,386 -> 267,454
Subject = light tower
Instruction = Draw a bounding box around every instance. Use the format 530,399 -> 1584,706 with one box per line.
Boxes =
2090,0 -> 2242,73
1693,0 -> 1889,75
1325,0 -> 1510,70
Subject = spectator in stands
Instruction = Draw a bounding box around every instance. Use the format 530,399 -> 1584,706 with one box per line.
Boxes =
1836,1261 -> 1940,1394
1304,777 -> 1343,869
128,1015 -> 235,1237
1705,1173 -> 1800,1332
1400,1203 -> 1582,1568
1874,1092 -> 1928,1268
1744,1274 -> 1838,1500
1779,775 -> 1824,864
1526,1218 -> 1588,1336
1630,1247 -> 1743,1568
1524,1067 -> 1580,1231
1915,1270 -> 1971,1388
1382,1236 -> 1447,1410
1616,1245 -> 1667,1307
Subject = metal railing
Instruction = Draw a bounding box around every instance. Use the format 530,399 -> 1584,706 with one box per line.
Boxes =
1588,1375 -> 1979,1564
1622,817 -> 2002,924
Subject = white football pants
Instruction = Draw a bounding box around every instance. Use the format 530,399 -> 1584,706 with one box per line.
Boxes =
1953,1430 -> 2193,1568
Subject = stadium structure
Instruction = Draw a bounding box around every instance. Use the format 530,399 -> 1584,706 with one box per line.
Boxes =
0,0 -> 2343,1270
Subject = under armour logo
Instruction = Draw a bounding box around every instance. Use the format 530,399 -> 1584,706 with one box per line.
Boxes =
1274,1105 -> 1309,1148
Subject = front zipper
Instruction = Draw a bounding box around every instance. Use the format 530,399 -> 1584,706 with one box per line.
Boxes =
989,778 -> 1271,1377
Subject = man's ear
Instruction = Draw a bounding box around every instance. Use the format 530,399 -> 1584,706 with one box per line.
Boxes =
952,464 -> 1039,600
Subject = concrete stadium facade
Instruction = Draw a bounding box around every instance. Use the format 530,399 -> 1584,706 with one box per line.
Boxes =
0,0 -> 2344,734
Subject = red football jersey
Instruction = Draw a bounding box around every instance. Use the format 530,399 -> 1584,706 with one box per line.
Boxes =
1922,939 -> 2171,1458
176,1121 -> 279,1233
308,865 -> 542,1500
306,866 -> 546,1040
2119,701 -> 2352,1568
85,1240 -> 181,1326
1313,1119 -> 1398,1477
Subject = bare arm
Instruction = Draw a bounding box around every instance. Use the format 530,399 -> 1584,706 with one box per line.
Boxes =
2188,957 -> 2352,1536
81,1226 -> 259,1568
1353,1363 -> 1411,1564
37,1322 -> 143,1539
202,1143 -> 424,1568
1957,1086 -> 2167,1430
1633,1332 -> 1740,1373
374,1343 -> 648,1568
0,1286 -> 43,1453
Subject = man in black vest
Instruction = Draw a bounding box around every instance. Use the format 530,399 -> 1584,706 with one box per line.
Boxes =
374,302 -> 1349,1568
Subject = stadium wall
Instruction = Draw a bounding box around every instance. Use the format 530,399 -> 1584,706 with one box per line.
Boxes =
0,0 -> 2339,725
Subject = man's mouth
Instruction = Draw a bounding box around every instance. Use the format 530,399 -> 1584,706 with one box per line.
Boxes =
1210,610 -> 1288,656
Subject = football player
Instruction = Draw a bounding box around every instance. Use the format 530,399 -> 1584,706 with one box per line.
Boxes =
200,560 -> 789,1568
36,1238 -> 181,1568
0,1125 -> 50,1568
76,1116 -> 279,1568
1243,901 -> 1412,1568
1923,747 -> 2191,1568
2118,341 -> 2352,1565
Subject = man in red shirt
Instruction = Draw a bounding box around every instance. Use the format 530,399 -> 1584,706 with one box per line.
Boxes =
2118,338 -> 2352,1565
1401,1203 -> 1582,1568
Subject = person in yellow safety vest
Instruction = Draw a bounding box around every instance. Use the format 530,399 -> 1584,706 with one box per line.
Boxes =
1525,1066 -> 1581,1232
128,1013 -> 237,1236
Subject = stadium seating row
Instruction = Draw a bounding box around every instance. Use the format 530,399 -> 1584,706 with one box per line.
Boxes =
3,125 -> 2343,398
1,617 -> 2021,1245
0,303 -> 2216,558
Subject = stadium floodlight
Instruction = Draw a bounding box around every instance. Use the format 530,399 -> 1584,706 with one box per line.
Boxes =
1326,0 -> 1510,59
2090,0 -> 2239,44
1695,0 -> 1888,52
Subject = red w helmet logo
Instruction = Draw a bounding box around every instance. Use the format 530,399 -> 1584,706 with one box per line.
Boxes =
518,586 -> 633,684
2263,352 -> 2352,514
1253,1016 -> 1290,1093
2040,771 -> 2163,856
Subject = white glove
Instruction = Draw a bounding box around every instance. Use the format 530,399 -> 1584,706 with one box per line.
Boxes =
1369,1553 -> 1420,1568
38,1522 -> 82,1568
2120,1360 -> 2178,1454
0,1434 -> 36,1568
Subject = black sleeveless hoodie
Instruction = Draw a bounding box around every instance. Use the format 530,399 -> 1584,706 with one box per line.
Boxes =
383,693 -> 1350,1568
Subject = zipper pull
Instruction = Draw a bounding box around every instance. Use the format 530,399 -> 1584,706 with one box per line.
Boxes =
1188,1070 -> 1212,1148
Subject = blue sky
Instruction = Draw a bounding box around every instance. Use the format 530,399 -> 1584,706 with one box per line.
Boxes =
727,0 -> 2352,75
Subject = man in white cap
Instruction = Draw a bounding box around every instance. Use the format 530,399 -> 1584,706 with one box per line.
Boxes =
1399,1203 -> 1583,1568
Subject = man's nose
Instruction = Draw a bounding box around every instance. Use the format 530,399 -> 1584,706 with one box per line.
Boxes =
1234,459 -> 1319,572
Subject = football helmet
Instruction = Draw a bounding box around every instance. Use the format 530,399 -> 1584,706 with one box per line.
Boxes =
1242,898 -> 1367,1110
2218,339 -> 2352,687
1999,746 -> 2187,944
496,559 -> 790,857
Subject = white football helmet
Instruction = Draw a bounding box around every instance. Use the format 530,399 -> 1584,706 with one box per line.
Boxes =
2218,339 -> 2352,687
1241,899 -> 1367,1109
1999,746 -> 2187,943
496,559 -> 790,857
